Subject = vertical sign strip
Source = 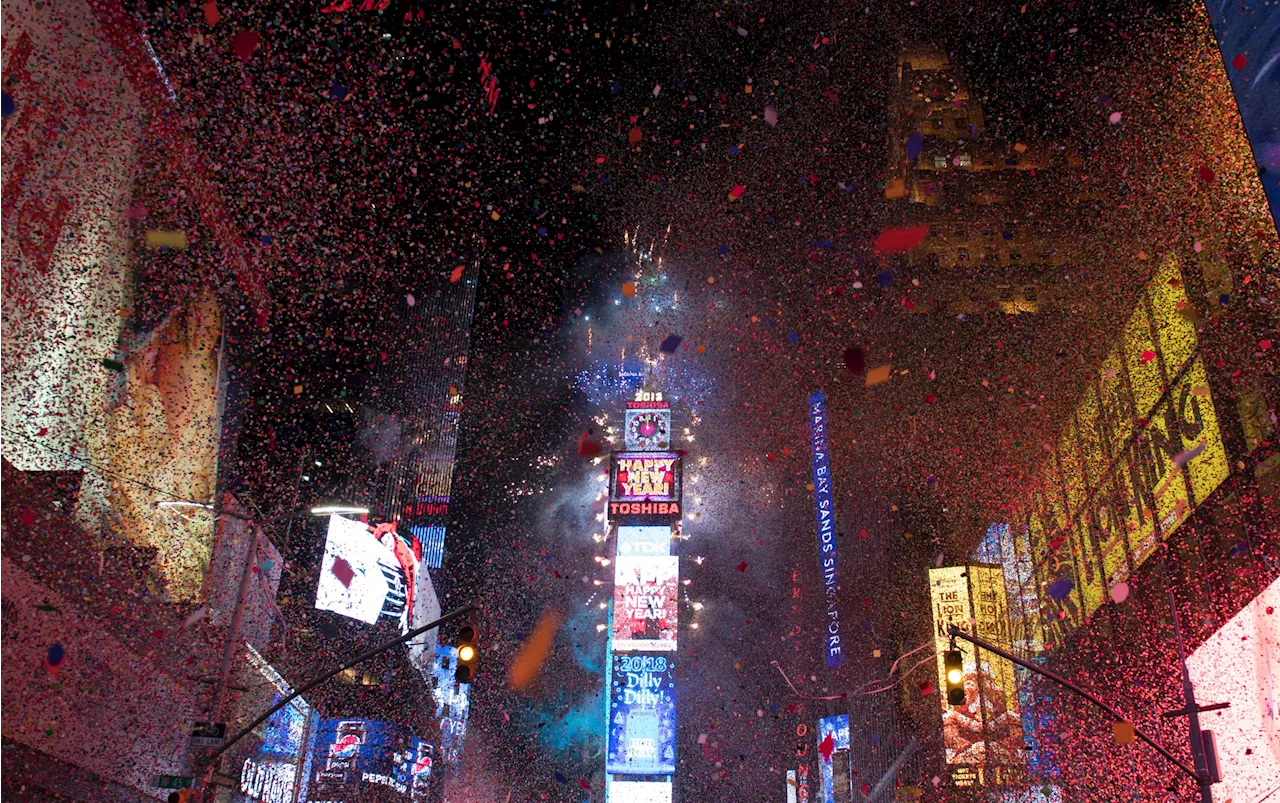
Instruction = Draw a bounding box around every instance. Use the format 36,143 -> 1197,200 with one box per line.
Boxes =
807,391 -> 844,669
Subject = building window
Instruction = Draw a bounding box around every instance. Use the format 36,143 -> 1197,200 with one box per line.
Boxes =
957,153 -> 972,168
933,156 -> 948,169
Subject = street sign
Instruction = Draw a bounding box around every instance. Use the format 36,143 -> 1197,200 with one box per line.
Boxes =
191,721 -> 227,748
154,775 -> 194,790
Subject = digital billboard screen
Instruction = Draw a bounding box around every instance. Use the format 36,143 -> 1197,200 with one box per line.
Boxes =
308,718 -> 427,801
807,391 -> 844,669
611,556 -> 679,652
1186,576 -> 1280,802
817,714 -> 851,803
315,515 -> 406,627
616,526 -> 672,557
609,453 -> 682,522
624,407 -> 672,451
930,566 -> 1025,768
607,654 -> 677,775
610,780 -> 673,803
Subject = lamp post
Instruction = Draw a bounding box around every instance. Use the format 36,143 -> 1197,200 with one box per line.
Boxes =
155,501 -> 367,799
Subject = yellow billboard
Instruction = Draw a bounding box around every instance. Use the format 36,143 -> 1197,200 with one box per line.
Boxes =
1026,254 -> 1228,639
930,566 -> 1026,770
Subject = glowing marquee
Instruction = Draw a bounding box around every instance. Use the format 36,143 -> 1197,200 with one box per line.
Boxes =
609,452 -> 682,521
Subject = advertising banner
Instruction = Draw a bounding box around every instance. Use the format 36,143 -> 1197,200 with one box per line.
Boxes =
1186,576 -> 1280,802
609,452 -> 682,522
617,525 -> 672,557
607,654 -> 677,775
315,516 -> 418,631
930,566 -> 1025,770
625,407 -> 672,451
807,391 -> 844,669
611,556 -> 679,652
1027,256 -> 1229,641
817,714 -> 851,803
238,645 -> 313,803
308,718 -> 423,801
611,780 -> 674,803
787,769 -> 798,803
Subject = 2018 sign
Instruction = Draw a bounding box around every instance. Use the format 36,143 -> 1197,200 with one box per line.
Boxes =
607,654 -> 676,776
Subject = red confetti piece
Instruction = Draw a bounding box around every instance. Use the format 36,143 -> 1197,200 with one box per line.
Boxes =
728,184 -> 746,200
331,556 -> 354,587
450,265 -> 465,283
872,225 -> 929,254
1140,349 -> 1156,364
232,30 -> 260,63
1231,53 -> 1246,70
819,732 -> 835,761
737,562 -> 748,572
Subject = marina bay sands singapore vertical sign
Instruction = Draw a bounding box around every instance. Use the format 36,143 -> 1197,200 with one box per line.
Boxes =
807,392 -> 843,669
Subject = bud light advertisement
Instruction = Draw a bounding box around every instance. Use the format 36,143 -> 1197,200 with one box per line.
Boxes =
308,718 -> 431,801
606,654 -> 676,775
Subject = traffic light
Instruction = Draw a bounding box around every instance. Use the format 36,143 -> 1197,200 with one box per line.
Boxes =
944,649 -> 965,705
168,791 -> 194,803
454,625 -> 479,683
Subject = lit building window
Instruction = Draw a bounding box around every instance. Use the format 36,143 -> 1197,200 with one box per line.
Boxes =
933,156 -> 948,170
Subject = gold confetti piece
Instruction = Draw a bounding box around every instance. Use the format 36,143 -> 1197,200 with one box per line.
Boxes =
293,385 -> 304,395
865,365 -> 893,387
508,610 -> 563,692
622,282 -> 637,297
1113,721 -> 1136,745
144,230 -> 189,250
884,178 -> 906,199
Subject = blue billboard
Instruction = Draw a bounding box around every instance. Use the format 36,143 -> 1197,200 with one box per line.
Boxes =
1203,0 -> 1280,232
308,718 -> 427,801
807,391 -> 844,669
607,653 -> 677,775
817,714 -> 851,803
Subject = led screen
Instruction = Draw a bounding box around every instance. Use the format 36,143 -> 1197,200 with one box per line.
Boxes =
611,556 -> 679,652
616,526 -> 672,557
930,567 -> 1025,768
807,391 -> 844,669
315,515 -> 402,626
624,407 -> 672,451
1186,576 -> 1280,802
817,714 -> 850,803
611,453 -> 681,502
610,780 -> 673,803
607,654 -> 677,775
308,718 -> 421,800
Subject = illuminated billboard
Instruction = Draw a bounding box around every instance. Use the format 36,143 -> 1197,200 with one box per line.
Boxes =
1026,255 -> 1229,641
612,556 -> 679,652
611,780 -> 673,803
930,567 -> 1025,770
308,718 -> 423,800
787,769 -> 797,803
315,516 -> 412,628
617,526 -> 672,557
607,654 -> 677,775
609,452 -> 682,522
1186,576 -> 1280,802
238,645 -> 313,803
625,407 -> 672,451
807,391 -> 844,669
817,714 -> 851,803
611,453 -> 681,501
